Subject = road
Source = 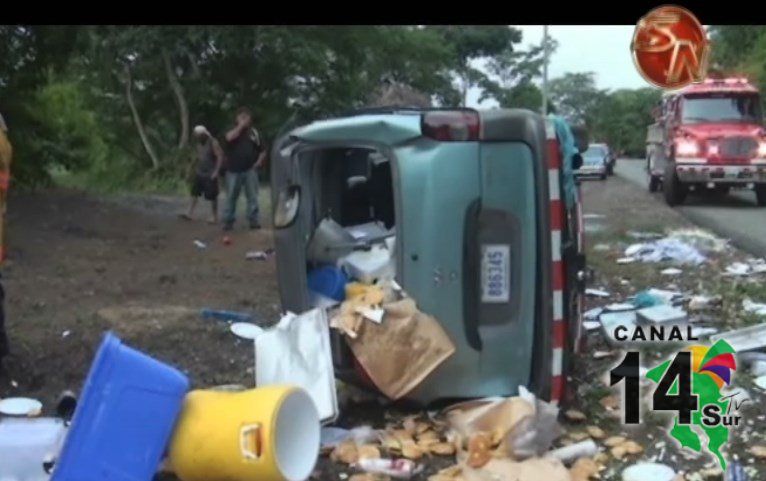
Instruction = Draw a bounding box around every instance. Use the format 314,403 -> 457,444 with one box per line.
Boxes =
616,158 -> 766,258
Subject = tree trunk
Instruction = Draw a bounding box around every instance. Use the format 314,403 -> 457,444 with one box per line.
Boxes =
124,64 -> 160,170
163,48 -> 190,150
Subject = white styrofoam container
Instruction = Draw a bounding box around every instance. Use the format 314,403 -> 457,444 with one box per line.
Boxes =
341,245 -> 394,284
0,417 -> 67,481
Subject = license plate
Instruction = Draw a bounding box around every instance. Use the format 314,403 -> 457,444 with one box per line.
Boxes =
481,244 -> 510,303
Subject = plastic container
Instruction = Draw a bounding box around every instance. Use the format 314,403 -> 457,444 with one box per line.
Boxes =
343,222 -> 392,243
340,245 -> 394,284
51,332 -> 190,481
167,386 -> 320,481
307,218 -> 354,265
0,417 -> 67,481
307,266 -> 348,302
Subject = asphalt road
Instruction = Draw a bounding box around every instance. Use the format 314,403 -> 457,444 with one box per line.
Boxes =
616,158 -> 766,258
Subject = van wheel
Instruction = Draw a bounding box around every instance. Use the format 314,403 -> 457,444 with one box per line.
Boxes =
600,173 -> 607,181
756,185 -> 766,206
663,162 -> 687,206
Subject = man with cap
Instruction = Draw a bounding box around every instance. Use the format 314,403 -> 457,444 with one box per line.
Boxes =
181,125 -> 224,223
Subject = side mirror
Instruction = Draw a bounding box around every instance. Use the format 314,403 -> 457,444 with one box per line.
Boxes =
572,153 -> 583,170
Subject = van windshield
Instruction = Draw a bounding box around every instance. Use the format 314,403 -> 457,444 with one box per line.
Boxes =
681,93 -> 763,124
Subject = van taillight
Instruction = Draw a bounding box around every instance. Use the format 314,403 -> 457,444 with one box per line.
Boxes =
422,110 -> 480,141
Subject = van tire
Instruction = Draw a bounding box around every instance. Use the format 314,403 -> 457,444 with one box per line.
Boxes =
663,162 -> 687,206
756,185 -> 766,206
600,173 -> 607,181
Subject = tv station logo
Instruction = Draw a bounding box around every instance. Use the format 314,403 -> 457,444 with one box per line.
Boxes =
631,5 -> 710,89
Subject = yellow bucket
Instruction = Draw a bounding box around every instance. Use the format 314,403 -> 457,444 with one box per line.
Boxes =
167,385 -> 320,481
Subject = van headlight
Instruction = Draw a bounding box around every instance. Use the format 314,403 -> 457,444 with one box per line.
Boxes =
675,139 -> 700,157
273,186 -> 300,229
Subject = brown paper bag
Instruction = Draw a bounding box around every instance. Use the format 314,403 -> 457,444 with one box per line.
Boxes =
347,297 -> 456,400
462,458 -> 572,481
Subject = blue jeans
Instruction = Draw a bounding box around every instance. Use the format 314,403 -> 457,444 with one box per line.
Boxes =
224,169 -> 259,226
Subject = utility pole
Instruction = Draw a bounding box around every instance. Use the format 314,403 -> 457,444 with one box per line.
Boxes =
542,25 -> 549,115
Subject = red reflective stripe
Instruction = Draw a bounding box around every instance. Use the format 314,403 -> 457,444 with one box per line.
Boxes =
551,375 -> 564,402
550,201 -> 563,230
553,319 -> 566,348
547,140 -> 561,169
552,260 -> 564,291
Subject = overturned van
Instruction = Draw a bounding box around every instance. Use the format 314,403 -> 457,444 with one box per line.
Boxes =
270,108 -> 586,405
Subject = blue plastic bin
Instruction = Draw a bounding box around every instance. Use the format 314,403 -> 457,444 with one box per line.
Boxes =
52,332 -> 190,481
307,266 -> 348,301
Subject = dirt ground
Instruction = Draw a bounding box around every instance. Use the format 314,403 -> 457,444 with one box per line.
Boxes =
1,175 -> 765,480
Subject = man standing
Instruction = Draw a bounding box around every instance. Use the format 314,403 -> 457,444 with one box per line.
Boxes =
223,107 -> 266,231
181,125 -> 224,223
0,113 -> 12,368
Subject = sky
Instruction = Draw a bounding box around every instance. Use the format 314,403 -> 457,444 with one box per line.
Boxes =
466,25 -> 650,107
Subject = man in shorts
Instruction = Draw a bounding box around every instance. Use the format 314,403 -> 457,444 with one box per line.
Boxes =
181,125 -> 224,223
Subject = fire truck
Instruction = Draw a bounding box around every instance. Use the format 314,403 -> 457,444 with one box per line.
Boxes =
646,77 -> 766,206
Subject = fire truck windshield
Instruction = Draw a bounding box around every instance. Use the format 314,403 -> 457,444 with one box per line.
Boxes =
681,93 -> 763,124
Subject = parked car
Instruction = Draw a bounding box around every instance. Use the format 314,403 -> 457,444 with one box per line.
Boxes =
590,142 -> 616,175
576,144 -> 609,180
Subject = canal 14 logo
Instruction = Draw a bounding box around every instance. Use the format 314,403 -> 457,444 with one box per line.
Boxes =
610,340 -> 746,469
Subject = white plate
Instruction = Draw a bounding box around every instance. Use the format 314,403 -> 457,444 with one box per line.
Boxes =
230,322 -> 264,340
0,397 -> 43,416
622,462 -> 675,481
481,244 -> 510,303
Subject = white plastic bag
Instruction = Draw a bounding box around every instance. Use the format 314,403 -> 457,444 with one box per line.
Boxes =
255,309 -> 338,423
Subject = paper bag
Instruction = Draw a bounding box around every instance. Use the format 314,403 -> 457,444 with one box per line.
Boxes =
347,298 -> 455,400
255,309 -> 338,422
462,458 -> 571,481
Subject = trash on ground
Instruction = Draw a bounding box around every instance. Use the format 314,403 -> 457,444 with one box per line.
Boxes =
599,311 -> 638,347
753,376 -> 766,391
583,213 -> 606,220
583,321 -> 600,331
725,461 -> 748,481
53,332 -> 189,481
0,417 -> 68,481
462,457 -> 571,481
632,291 -> 666,309
334,296 -> 455,400
593,350 -> 614,359
584,307 -> 603,320
622,462 -> 676,481
691,327 -> 718,338
201,308 -> 254,323
688,295 -> 717,311
666,228 -> 728,253
661,267 -> 683,276
0,397 -> 43,416
193,240 -> 207,249
593,244 -> 611,252
646,288 -> 683,305
245,249 -> 273,260
564,409 -> 587,422
62,329 -> 71,338
308,265 -> 349,303
610,440 -> 644,459
229,322 -> 264,340
222,235 -> 232,245
617,257 -> 636,264
169,386 -> 320,481
743,299 -> 766,316
636,305 -> 688,325
309,290 -> 342,309
256,309 -> 338,422
726,262 -> 752,277
569,457 -> 603,481
605,303 -> 636,312
627,230 -> 664,240
548,439 -> 598,462
586,288 -> 610,298
341,244 -> 395,285
711,324 -> 766,352
356,458 -> 422,479
624,238 -> 706,265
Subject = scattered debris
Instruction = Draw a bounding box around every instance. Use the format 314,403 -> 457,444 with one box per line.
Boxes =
605,303 -> 636,312
688,295 -> 720,312
246,249 -> 274,260
569,457 -> 602,481
666,228 -> 728,253
583,321 -> 601,331
549,439 -> 598,462
0,397 -> 43,416
193,240 -> 207,249
743,299 -> 766,316
636,305 -> 688,325
356,458 -> 422,479
586,288 -> 610,298
586,426 -> 606,440
624,238 -> 706,265
564,409 -> 587,422
229,322 -> 264,340
222,235 -> 232,246
753,376 -> 766,391
599,311 -> 638,347
593,244 -> 611,252
256,309 -> 338,422
691,327 -> 718,338
622,462 -> 676,481
62,330 -> 71,338
632,291 -> 666,309
627,230 -> 664,240
710,324 -> 766,353
661,267 -> 683,276
593,350 -> 615,360
726,262 -> 752,277
200,308 -> 254,323
584,308 -> 603,320
617,257 -> 636,264
462,458 -> 571,481
748,446 -> 766,459
583,213 -> 606,220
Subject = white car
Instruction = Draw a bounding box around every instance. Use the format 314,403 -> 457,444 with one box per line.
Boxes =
575,144 -> 609,180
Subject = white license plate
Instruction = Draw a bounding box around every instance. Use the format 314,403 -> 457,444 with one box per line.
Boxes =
481,244 -> 510,303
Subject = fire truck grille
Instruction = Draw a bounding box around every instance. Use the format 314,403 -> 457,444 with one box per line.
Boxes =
720,137 -> 758,157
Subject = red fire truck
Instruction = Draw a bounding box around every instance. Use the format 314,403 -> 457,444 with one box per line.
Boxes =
646,77 -> 766,206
